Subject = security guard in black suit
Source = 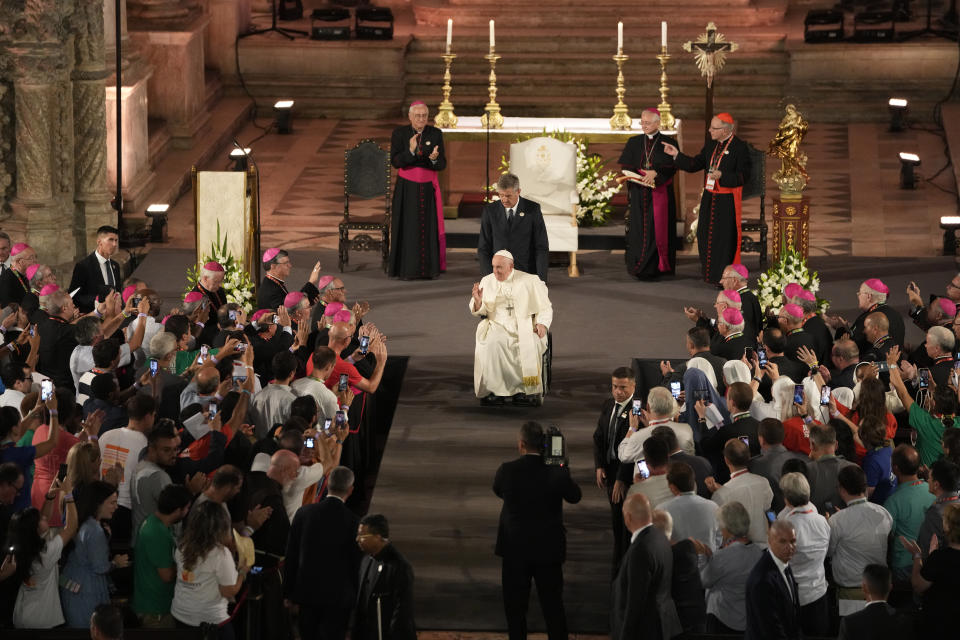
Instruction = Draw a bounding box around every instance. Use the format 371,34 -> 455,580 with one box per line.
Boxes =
493,421 -> 581,640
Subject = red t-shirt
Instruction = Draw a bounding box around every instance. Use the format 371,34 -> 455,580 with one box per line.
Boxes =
782,416 -> 815,455
837,404 -> 897,462
325,357 -> 363,394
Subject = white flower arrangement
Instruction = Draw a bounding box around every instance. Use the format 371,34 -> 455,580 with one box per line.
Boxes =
753,249 -> 830,315
490,130 -> 622,227
184,222 -> 256,312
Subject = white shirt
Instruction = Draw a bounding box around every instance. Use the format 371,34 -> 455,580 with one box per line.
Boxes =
95,250 -> 112,287
98,427 -> 148,509
13,533 -> 65,628
291,376 -> 340,422
0,388 -> 25,417
712,470 -> 774,546
828,497 -> 893,587
171,545 -> 237,626
777,504 -> 830,605
70,343 -> 132,393
618,418 -> 695,462
282,462 -> 326,521
626,473 -> 673,508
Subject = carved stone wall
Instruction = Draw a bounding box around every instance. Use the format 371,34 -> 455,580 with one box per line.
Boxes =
0,0 -> 114,270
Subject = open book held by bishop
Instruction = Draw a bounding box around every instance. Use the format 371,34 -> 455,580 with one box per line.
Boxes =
470,250 -> 553,400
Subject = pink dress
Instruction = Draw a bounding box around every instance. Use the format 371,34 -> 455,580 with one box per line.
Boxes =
31,424 -> 79,527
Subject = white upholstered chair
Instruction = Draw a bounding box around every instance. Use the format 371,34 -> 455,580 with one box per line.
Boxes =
509,137 -> 580,277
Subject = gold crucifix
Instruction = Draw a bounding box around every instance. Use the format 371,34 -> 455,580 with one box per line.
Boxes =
683,22 -> 738,142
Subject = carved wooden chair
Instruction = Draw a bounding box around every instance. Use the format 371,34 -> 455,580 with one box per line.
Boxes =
339,139 -> 391,273
740,143 -> 768,267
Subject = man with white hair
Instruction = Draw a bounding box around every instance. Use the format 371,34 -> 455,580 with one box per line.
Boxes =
792,289 -> 832,365
777,303 -> 816,365
389,100 -> 447,279
904,325 -> 957,389
470,250 -> 552,404
618,386 -> 695,462
719,264 -> 762,336
0,242 -> 37,307
711,308 -> 753,361
189,261 -> 227,347
906,275 -> 960,331
830,278 -> 905,354
36,287 -> 80,389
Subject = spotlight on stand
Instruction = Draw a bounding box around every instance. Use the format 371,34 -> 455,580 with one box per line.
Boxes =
273,100 -> 294,134
145,203 -> 169,243
942,216 -> 960,256
899,152 -> 920,189
230,147 -> 251,172
888,98 -> 908,132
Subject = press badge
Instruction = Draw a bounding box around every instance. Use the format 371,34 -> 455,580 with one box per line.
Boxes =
705,176 -> 716,189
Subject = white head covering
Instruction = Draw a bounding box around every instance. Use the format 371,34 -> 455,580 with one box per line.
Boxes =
804,377 -> 830,423
832,386 -> 854,412
494,249 -> 514,262
723,360 -> 752,385
686,356 -> 718,389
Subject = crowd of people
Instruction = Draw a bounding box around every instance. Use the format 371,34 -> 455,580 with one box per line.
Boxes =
595,262 -> 960,639
0,227 -> 414,640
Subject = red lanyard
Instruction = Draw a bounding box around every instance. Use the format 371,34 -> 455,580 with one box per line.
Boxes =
708,136 -> 734,172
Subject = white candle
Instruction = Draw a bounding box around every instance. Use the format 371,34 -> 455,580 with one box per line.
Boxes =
661,21 -> 667,48
617,21 -> 623,51
489,19 -> 495,49
446,19 -> 452,52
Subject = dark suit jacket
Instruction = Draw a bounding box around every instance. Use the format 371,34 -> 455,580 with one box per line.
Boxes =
831,364 -> 857,389
711,332 -> 754,362
478,196 -> 549,282
671,539 -> 706,632
848,303 -> 905,354
611,525 -> 683,640
0,268 -> 30,308
670,450 -> 714,499
493,454 -> 582,564
837,601 -> 916,640
353,544 -> 417,640
36,312 -> 78,390
783,328 -> 817,364
744,550 -> 801,640
701,416 -> 761,483
192,283 -> 227,348
69,252 -> 121,313
676,349 -> 728,393
748,445 -> 807,512
593,397 -> 636,488
738,288 -> 764,340
285,496 -> 362,608
256,276 -> 320,314
808,454 -> 857,511
802,314 -> 833,365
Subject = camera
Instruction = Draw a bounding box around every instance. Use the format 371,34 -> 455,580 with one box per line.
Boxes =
669,381 -> 681,399
918,368 -> 931,389
543,425 -> 568,467
41,380 -> 53,402
338,374 -> 349,392
757,347 -> 768,368
631,399 -> 642,415
636,460 -> 650,480
149,359 -> 159,377
820,385 -> 831,406
359,335 -> 370,355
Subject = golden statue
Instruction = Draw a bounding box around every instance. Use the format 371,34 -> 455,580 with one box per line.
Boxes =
768,104 -> 809,198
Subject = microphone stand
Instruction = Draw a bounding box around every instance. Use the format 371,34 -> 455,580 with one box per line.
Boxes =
233,139 -> 262,284
239,0 -> 307,40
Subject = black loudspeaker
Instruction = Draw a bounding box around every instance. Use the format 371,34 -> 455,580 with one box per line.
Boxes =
853,10 -> 896,41
804,9 -> 844,42
355,6 -> 393,40
311,8 -> 351,40
277,0 -> 303,21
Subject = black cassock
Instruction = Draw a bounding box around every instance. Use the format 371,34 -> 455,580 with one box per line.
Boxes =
618,132 -> 678,279
388,124 -> 447,279
674,135 -> 750,284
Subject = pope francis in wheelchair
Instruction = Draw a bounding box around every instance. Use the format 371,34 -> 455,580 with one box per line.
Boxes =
470,250 -> 553,406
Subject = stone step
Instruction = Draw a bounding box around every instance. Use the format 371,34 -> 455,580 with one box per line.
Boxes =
412,0 -> 787,27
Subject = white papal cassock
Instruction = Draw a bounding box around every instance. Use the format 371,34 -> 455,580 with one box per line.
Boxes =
469,268 -> 553,397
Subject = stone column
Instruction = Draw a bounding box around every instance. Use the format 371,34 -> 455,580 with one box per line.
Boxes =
104,0 -> 156,213
128,0 -> 201,28
73,0 -> 116,255
205,0 -> 251,78
9,49 -> 81,270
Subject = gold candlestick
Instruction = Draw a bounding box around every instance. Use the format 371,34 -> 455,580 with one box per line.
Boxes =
655,47 -> 676,131
609,49 -> 631,130
480,50 -> 503,129
434,51 -> 458,129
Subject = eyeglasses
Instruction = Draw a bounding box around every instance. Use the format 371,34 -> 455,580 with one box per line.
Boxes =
330,286 -> 345,291
275,260 -> 291,266
709,126 -> 725,131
